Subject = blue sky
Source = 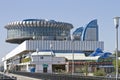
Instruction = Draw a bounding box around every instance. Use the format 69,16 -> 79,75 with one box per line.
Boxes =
0,0 -> 120,61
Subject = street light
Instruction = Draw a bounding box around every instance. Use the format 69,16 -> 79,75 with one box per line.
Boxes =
71,35 -> 74,75
50,42 -> 53,73
36,48 -> 39,72
113,16 -> 120,80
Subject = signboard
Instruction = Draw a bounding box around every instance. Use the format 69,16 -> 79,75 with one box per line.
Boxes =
43,64 -> 48,68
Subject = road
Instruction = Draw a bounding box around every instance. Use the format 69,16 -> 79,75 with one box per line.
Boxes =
0,72 -> 42,80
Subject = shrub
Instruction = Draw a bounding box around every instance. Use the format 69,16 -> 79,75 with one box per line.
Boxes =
94,69 -> 106,76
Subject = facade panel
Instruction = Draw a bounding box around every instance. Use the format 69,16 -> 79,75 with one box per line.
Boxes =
25,40 -> 104,53
3,40 -> 104,61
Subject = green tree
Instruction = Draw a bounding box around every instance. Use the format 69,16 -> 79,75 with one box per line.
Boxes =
112,50 -> 120,73
82,63 -> 89,76
21,57 -> 31,63
94,69 -> 106,76
112,59 -> 120,73
113,50 -> 120,57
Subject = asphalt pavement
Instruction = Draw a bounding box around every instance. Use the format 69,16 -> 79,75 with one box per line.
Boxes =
0,72 -> 42,80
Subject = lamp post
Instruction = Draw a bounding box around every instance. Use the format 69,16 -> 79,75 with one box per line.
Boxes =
36,48 -> 39,72
50,42 -> 53,73
113,17 -> 120,80
71,35 -> 74,75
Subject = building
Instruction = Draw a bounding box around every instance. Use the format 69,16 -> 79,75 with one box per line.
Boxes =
73,19 -> 98,41
5,19 -> 73,44
2,19 -> 104,73
14,51 -> 66,73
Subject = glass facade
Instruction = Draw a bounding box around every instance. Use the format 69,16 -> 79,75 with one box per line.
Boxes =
73,19 -> 98,41
73,27 -> 83,40
5,19 -> 73,43
82,19 -> 98,41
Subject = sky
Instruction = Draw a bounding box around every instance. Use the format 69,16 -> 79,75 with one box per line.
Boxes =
0,0 -> 120,62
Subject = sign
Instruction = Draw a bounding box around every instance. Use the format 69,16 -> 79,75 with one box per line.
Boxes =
43,64 -> 48,68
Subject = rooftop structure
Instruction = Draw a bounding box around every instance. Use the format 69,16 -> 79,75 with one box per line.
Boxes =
5,19 -> 73,44
73,19 -> 98,41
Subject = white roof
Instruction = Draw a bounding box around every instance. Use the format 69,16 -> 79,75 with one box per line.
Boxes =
31,52 -> 99,60
2,41 -> 27,61
31,51 -> 54,56
56,53 -> 99,60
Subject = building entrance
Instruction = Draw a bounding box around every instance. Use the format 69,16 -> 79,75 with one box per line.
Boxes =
43,67 -> 47,73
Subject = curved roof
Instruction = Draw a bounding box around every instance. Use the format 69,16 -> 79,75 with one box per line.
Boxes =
73,27 -> 83,36
86,19 -> 98,28
5,19 -> 73,29
89,48 -> 103,56
99,52 -> 112,58
89,48 -> 112,58
81,19 -> 98,41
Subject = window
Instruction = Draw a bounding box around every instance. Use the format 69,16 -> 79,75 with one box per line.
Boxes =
40,56 -> 44,59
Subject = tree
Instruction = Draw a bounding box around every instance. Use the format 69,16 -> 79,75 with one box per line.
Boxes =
112,59 -> 120,73
112,50 -> 120,73
94,69 -> 106,76
82,62 -> 89,76
113,50 -> 120,57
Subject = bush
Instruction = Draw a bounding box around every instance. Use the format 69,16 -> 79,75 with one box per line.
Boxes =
94,69 -> 106,76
